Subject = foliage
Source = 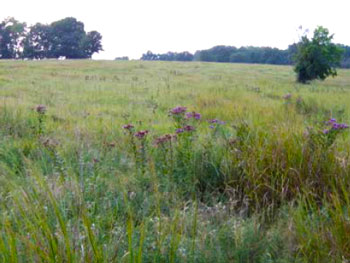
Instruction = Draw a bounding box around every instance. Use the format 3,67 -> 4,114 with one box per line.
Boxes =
22,23 -> 52,59
115,56 -> 129,61
140,42 -> 350,69
294,26 -> 344,83
141,51 -> 194,61
193,45 -> 297,65
1,17 -> 102,59
0,17 -> 26,59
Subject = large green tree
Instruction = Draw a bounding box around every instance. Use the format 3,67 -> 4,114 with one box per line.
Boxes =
22,23 -> 52,59
21,17 -> 103,59
294,26 -> 343,83
81,31 -> 103,58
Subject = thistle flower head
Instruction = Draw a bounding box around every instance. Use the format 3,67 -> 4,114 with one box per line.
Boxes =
154,134 -> 173,146
283,93 -> 292,100
175,128 -> 184,134
35,104 -> 46,114
208,119 -> 226,125
183,125 -> 195,132
186,112 -> 201,120
135,130 -> 149,139
170,106 -> 187,115
123,124 -> 134,130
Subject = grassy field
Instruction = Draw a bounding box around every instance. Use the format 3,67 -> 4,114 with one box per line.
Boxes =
1,60 -> 350,262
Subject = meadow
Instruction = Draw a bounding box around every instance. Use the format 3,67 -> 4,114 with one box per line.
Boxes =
1,60 -> 350,262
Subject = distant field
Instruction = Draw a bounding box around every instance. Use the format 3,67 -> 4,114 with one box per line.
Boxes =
1,60 -> 350,137
1,60 -> 350,262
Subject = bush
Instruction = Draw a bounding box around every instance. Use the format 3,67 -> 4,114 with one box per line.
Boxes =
294,26 -> 343,83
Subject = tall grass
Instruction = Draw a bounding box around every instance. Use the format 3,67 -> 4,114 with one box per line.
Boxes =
1,60 -> 350,262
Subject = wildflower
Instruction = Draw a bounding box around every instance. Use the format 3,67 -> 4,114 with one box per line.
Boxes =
154,134 -> 172,146
176,128 -> 184,134
333,123 -> 349,130
324,118 -> 349,132
323,129 -> 329,134
332,123 -> 341,130
209,125 -> 215,129
135,130 -> 149,139
208,119 -> 226,125
123,124 -> 134,130
326,118 -> 337,125
170,106 -> 187,115
185,111 -> 201,120
35,104 -> 46,114
283,93 -> 292,100
183,125 -> 195,132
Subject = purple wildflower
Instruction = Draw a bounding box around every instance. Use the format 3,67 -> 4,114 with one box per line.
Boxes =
183,125 -> 195,132
331,122 -> 349,130
170,106 -> 187,115
283,93 -> 292,100
154,134 -> 172,146
186,112 -> 201,120
176,128 -> 184,134
135,130 -> 149,139
324,118 -> 349,132
208,119 -> 226,125
332,123 -> 341,130
35,104 -> 46,114
323,129 -> 329,134
209,125 -> 215,129
326,118 -> 337,125
123,124 -> 134,130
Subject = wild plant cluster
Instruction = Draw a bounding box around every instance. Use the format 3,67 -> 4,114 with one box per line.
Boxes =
1,91 -> 350,262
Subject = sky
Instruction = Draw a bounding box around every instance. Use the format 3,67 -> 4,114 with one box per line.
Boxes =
2,0 -> 349,60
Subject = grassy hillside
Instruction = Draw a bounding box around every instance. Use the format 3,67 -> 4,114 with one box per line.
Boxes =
1,60 -> 350,262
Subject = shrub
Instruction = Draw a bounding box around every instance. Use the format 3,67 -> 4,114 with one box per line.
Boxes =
294,26 -> 343,83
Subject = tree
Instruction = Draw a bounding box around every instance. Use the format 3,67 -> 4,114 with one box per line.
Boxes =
50,17 -> 86,58
21,17 -> 103,59
294,26 -> 343,83
81,31 -> 103,58
22,23 -> 52,59
115,56 -> 129,61
0,17 -> 26,59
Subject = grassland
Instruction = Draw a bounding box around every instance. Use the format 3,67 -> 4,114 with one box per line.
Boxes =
1,60 -> 350,262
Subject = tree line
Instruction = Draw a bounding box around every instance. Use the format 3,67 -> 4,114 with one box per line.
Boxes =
141,44 -> 350,68
141,51 -> 194,61
0,17 -> 103,59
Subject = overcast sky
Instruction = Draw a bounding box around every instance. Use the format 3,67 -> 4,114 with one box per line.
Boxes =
2,0 -> 349,59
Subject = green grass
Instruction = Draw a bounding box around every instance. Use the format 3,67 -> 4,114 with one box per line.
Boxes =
1,60 -> 350,262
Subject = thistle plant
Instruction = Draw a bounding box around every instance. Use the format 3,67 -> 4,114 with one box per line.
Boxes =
308,118 -> 349,150
169,106 -> 187,128
123,124 -> 149,175
169,107 -> 202,188
135,130 -> 149,175
35,104 -> 46,136
153,134 -> 176,175
123,123 -> 137,159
